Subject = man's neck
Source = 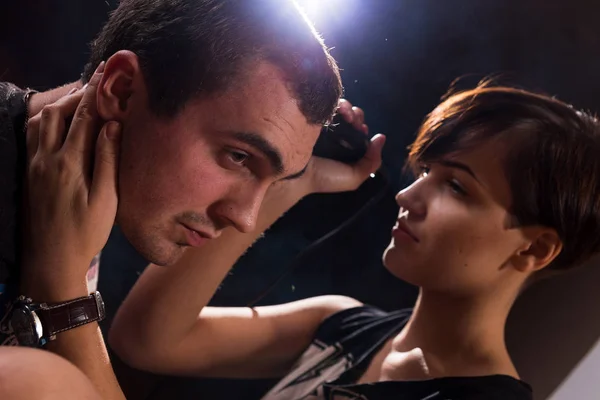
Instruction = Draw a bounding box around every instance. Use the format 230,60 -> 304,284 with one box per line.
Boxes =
28,81 -> 83,119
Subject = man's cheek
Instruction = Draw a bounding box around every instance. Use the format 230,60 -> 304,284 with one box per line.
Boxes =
187,167 -> 236,201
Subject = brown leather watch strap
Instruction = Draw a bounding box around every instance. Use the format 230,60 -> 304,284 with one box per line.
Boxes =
37,292 -> 105,339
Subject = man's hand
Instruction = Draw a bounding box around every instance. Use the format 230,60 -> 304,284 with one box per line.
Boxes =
301,99 -> 386,195
22,61 -> 121,299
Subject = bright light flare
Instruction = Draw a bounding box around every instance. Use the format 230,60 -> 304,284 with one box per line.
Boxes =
293,0 -> 351,26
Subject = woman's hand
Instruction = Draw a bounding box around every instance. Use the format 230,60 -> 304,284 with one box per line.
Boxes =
303,99 -> 386,195
22,62 -> 121,300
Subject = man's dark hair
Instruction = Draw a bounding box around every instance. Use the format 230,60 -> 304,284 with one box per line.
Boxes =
407,82 -> 600,273
82,0 -> 342,124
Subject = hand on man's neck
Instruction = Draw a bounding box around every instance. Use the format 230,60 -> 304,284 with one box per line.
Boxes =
27,81 -> 84,119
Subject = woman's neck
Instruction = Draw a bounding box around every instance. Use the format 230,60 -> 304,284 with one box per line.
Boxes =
390,287 -> 519,379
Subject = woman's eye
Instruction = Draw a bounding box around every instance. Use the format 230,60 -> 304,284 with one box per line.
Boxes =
416,163 -> 467,196
448,179 -> 467,196
228,150 -> 249,165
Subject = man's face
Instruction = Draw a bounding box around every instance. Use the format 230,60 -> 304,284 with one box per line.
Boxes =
116,62 -> 320,266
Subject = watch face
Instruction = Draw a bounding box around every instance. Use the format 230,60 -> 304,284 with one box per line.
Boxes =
10,306 -> 40,347
94,291 -> 106,321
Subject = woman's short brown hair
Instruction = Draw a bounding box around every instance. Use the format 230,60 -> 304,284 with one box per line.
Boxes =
408,83 -> 600,272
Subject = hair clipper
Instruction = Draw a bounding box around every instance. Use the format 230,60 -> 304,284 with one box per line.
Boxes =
312,113 -> 370,164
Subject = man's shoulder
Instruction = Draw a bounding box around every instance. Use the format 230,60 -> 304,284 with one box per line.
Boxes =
0,82 -> 24,95
0,81 -> 28,142
0,82 -> 28,113
0,82 -> 27,97
0,82 -> 32,346
0,82 -> 29,290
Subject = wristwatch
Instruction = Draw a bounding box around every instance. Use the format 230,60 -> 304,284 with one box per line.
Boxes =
9,291 -> 106,347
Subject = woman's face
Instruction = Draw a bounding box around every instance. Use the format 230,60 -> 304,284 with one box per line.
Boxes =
383,141 -> 535,295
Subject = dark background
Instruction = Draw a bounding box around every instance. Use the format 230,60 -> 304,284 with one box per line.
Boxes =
2,1 -> 599,399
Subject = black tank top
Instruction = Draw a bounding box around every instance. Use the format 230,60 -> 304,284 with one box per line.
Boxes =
263,305 -> 533,400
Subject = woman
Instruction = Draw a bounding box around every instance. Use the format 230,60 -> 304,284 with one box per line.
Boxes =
112,85 -> 600,399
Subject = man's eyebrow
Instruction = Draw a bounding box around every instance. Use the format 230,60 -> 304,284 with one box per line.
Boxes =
233,132 -> 284,175
439,159 -> 481,184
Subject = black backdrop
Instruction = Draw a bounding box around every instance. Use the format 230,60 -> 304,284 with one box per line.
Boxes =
2,1 -> 599,398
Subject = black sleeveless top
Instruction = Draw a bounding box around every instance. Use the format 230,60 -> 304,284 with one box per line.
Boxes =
262,306 -> 533,400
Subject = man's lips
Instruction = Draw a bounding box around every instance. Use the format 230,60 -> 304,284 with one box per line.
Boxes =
181,224 -> 217,247
392,219 -> 419,242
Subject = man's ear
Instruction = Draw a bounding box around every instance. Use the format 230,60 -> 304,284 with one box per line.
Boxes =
511,227 -> 563,274
97,50 -> 142,121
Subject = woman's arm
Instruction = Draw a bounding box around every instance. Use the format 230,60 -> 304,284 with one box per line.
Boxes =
22,62 -> 126,400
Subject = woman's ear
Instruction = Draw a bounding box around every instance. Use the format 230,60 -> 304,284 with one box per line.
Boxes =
96,50 -> 142,121
511,227 -> 563,274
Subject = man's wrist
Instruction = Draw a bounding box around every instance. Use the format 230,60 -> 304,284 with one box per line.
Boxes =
20,256 -> 93,302
267,174 -> 313,202
21,276 -> 90,303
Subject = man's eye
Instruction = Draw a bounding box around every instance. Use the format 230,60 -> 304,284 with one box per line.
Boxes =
228,150 -> 249,165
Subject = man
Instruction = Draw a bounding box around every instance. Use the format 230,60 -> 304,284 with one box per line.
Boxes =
0,0 -> 385,398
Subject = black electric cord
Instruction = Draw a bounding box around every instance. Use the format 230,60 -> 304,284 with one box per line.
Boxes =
246,166 -> 391,307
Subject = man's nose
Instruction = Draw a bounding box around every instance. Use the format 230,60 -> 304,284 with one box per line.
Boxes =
216,184 -> 269,234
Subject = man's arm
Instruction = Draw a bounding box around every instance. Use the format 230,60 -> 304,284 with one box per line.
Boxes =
21,62 -> 125,400
109,102 -> 385,379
